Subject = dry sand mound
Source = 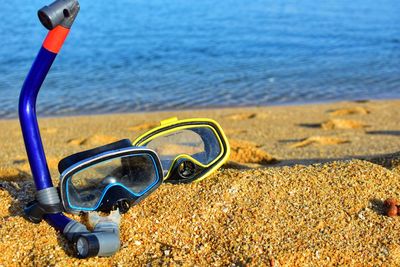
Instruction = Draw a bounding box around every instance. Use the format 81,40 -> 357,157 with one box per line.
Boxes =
328,107 -> 370,116
67,135 -> 118,146
128,122 -> 159,132
224,113 -> 257,120
291,136 -> 350,148
224,128 -> 248,137
1,160 -> 400,265
321,119 -> 368,130
41,127 -> 58,134
0,100 -> 399,265
0,167 -> 27,182
229,139 -> 277,165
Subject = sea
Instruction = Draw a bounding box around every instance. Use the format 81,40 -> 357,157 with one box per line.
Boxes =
0,0 -> 399,118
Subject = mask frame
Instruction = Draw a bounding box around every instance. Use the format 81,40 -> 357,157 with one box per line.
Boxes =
133,118 -> 230,183
59,139 -> 163,214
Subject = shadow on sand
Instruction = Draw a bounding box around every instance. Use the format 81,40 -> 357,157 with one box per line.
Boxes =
366,130 -> 400,136
226,151 -> 400,172
0,169 -> 74,255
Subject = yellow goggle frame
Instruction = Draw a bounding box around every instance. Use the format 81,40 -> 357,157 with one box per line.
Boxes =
132,117 -> 230,183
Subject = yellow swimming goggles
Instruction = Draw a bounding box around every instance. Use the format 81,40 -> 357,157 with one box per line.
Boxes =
133,117 -> 230,183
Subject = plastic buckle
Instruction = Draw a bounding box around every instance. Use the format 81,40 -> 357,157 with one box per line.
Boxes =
160,117 -> 178,125
24,200 -> 62,223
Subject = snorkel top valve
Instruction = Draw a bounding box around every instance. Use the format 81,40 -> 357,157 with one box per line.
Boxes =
38,0 -> 80,30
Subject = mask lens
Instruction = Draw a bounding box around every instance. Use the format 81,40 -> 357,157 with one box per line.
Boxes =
66,154 -> 158,210
143,127 -> 221,173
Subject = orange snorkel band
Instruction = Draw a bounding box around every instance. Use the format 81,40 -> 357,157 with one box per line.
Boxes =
43,25 -> 70,54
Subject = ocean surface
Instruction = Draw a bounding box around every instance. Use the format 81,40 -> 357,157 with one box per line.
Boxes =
0,0 -> 399,118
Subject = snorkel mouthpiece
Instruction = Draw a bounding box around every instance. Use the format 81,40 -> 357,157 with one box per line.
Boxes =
63,218 -> 121,259
73,210 -> 121,258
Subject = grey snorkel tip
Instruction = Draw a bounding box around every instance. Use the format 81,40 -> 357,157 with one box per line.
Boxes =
74,232 -> 121,258
66,215 -> 121,259
74,234 -> 99,258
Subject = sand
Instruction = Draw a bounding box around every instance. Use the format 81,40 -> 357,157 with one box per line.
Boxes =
0,99 -> 400,266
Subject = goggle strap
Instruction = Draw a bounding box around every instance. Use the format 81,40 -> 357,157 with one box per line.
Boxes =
160,117 -> 178,125
25,187 -> 63,223
24,199 -> 63,224
58,139 -> 133,174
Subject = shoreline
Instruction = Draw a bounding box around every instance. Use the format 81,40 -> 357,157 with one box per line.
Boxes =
0,99 -> 400,265
2,97 -> 399,121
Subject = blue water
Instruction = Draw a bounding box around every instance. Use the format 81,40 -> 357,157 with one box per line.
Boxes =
0,0 -> 399,118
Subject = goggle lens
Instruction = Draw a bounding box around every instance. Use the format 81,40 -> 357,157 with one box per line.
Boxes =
142,127 -> 221,175
66,154 -> 158,210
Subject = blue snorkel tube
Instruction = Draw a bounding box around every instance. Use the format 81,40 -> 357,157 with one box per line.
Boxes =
19,0 -> 120,258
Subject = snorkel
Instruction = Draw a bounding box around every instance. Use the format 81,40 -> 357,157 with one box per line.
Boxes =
18,0 -> 228,259
19,0 -> 121,258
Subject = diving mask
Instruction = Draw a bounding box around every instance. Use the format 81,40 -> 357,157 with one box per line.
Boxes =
58,139 -> 163,213
133,118 -> 230,183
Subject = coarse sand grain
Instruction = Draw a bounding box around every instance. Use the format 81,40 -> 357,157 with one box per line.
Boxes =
0,100 -> 399,266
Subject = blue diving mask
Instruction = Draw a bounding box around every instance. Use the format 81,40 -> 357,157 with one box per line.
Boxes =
58,139 -> 163,214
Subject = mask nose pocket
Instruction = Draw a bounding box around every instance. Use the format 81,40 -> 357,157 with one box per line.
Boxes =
177,159 -> 197,179
167,158 -> 203,183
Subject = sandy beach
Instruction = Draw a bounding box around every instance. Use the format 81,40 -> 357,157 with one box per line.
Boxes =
0,99 -> 400,266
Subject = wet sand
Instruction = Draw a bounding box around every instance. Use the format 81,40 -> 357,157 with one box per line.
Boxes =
0,99 -> 400,266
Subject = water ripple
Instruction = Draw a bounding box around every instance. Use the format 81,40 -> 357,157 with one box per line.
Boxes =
0,0 -> 399,118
